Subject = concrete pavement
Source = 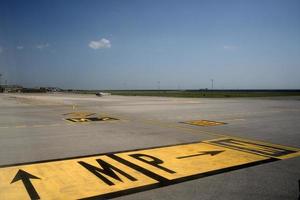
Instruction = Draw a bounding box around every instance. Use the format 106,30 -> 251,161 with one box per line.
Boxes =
0,93 -> 299,199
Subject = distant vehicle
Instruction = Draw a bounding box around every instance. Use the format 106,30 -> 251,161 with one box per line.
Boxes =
96,92 -> 104,97
96,92 -> 110,97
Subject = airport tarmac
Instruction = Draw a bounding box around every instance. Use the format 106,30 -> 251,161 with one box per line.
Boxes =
0,93 -> 299,200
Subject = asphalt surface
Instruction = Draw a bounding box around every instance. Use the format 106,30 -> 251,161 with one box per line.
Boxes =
0,93 -> 299,200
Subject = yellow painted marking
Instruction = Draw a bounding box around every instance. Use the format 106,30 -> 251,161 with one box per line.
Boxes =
183,120 -> 226,127
206,137 -> 300,159
63,112 -> 95,118
0,138 -> 298,199
141,119 -> 229,137
65,118 -> 91,123
65,117 -> 118,123
0,156 -> 156,199
117,142 -> 267,180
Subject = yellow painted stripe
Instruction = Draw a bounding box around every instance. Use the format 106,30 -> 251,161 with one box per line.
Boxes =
0,138 -> 298,199
205,137 -> 300,159
183,120 -> 226,126
63,112 -> 95,118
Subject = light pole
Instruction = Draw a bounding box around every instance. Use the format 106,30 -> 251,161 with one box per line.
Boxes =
211,79 -> 214,90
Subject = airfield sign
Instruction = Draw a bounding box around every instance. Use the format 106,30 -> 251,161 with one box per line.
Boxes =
0,137 -> 299,199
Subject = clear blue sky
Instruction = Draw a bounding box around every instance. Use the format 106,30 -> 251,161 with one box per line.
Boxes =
0,0 -> 299,89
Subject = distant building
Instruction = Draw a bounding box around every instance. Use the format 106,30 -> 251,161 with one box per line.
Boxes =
0,85 -> 23,93
40,87 -> 62,92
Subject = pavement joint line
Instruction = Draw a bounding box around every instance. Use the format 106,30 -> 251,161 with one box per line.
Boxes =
202,110 -> 283,118
0,123 -> 67,129
15,125 -> 27,128
222,118 -> 246,122
49,123 -> 61,126
32,125 -> 45,127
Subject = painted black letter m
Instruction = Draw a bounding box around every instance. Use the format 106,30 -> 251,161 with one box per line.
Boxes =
78,158 -> 137,186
